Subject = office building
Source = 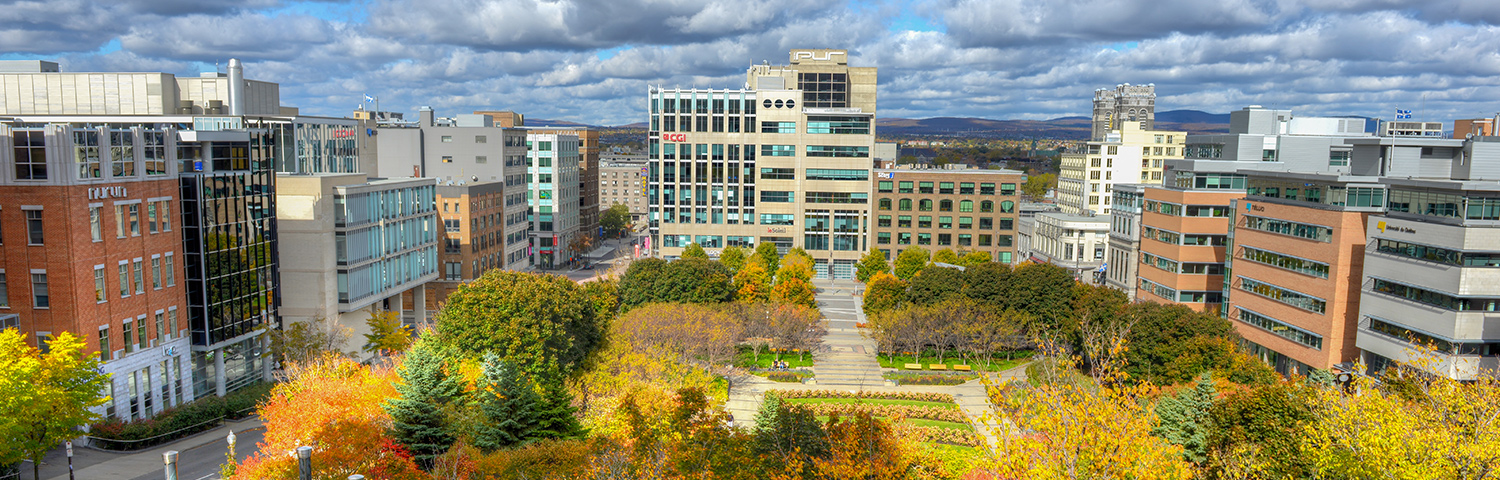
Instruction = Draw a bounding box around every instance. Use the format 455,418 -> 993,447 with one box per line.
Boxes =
1380,120 -> 1445,137
870,166 -> 1026,263
522,127 -> 600,242
525,133 -> 581,269
1454,115 -> 1498,139
1058,122 -> 1185,215
373,108 -> 532,273
646,49 -> 878,278
1104,184 -> 1146,299
409,180 -> 515,316
1018,212 -> 1109,278
600,155 -> 649,222
1132,185 -> 1240,312
1168,106 -> 1370,187
1091,84 -> 1157,141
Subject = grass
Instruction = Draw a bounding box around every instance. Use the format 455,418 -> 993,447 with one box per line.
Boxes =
783,397 -> 959,409
735,346 -> 815,369
876,351 -> 1033,372
907,418 -> 974,431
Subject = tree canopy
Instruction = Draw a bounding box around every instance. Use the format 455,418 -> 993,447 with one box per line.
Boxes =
618,257 -> 734,309
855,247 -> 889,282
432,271 -> 604,374
892,247 -> 930,280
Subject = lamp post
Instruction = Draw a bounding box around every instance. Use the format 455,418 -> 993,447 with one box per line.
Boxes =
227,430 -> 237,460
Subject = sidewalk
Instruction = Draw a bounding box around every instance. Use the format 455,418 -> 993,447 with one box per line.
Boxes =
33,417 -> 263,480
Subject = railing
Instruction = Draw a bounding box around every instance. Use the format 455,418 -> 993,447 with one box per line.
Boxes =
83,405 -> 258,452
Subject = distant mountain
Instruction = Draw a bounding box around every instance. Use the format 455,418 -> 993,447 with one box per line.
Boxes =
874,110 -> 1230,139
1156,110 -> 1229,124
527,118 -> 599,128
614,122 -> 648,129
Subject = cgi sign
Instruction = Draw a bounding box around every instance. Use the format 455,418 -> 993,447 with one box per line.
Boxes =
792,50 -> 846,62
662,133 -> 687,142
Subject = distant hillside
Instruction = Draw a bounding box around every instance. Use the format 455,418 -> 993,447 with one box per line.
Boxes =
876,109 -> 1229,139
527,118 -> 599,128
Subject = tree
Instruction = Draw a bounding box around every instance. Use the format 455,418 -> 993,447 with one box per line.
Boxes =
958,250 -> 991,267
907,264 -> 965,305
719,245 -> 747,274
861,272 -> 907,317
580,278 -> 621,325
530,365 -> 585,441
766,303 -> 825,361
385,339 -> 463,470
752,394 -> 828,469
932,248 -> 960,265
614,303 -> 744,369
771,277 -> 817,309
1153,373 -> 1216,465
1006,262 -> 1076,334
961,261 -> 1013,306
733,259 -> 772,303
472,353 -> 541,452
0,331 -> 110,480
433,271 -> 603,374
364,309 -> 413,356
754,242 -> 782,275
1022,172 -> 1056,199
618,257 -> 734,308
600,204 -> 631,238
567,234 -> 594,267
855,247 -> 889,282
892,246 -> 930,280
785,247 -> 814,267
1206,380 -> 1318,479
272,314 -> 353,365
775,254 -> 815,285
682,242 -> 709,261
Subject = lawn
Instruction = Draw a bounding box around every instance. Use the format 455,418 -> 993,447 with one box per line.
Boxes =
735,346 -> 815,369
784,397 -> 959,409
876,351 -> 1033,372
907,418 -> 974,431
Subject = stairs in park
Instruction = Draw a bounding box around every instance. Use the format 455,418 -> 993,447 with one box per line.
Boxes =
810,280 -> 886,390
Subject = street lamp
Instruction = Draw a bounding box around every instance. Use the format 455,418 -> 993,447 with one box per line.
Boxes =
227,430 -> 236,458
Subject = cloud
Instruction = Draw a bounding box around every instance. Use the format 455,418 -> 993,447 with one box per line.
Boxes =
120,12 -> 337,62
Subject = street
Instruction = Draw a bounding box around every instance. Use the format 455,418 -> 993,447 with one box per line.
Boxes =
127,427 -> 263,480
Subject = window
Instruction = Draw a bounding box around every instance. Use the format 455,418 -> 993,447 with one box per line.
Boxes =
151,258 -> 162,289
999,201 -> 1015,213
805,169 -> 867,181
123,321 -> 134,354
1240,246 -> 1329,278
115,205 -> 125,238
805,192 -> 867,204
441,135 -> 453,143
760,121 -> 797,133
77,130 -> 106,179
111,129 -> 135,177
99,327 -> 110,362
939,182 -> 954,194
13,129 -> 48,180
760,168 -> 795,180
1329,150 -> 1351,167
878,199 -> 892,210
978,234 -> 992,246
959,200 -> 973,212
939,216 -> 952,229
759,214 -> 794,225
0,273 -> 7,307
877,215 -> 892,227
147,203 -> 158,233
919,199 -> 933,211
133,260 -> 144,294
1241,215 -> 1332,242
31,273 -> 48,308
761,145 -> 795,157
918,216 -> 932,228
94,266 -> 106,302
442,156 -> 453,163
958,234 -> 972,246
980,183 -> 996,195
980,217 -> 993,229
878,181 -> 894,192
877,232 -> 891,244
898,232 -> 912,244
959,217 -> 973,229
806,116 -> 869,134
917,233 -> 932,245
919,182 -> 934,194
90,206 -> 102,242
760,191 -> 794,203
136,319 -> 146,350
980,201 -> 993,213
129,204 -> 140,236
1238,276 -> 1326,313
939,200 -> 952,212
1000,183 -> 1017,195
960,183 -> 975,195
1237,308 -> 1322,349
899,181 -> 914,193
899,199 -> 912,211
25,210 -> 43,245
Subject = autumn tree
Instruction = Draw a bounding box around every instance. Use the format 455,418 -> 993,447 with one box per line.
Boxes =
682,242 -> 710,261
472,353 -> 541,452
958,250 -> 991,267
719,245 -> 748,274
364,309 -> 413,356
272,314 -> 353,365
892,246 -> 930,280
580,278 -> 621,325
0,331 -> 110,480
776,252 -> 816,284
754,242 -> 782,275
855,247 -> 889,282
614,303 -> 744,370
733,259 -> 772,303
861,272 -> 907,317
385,339 -> 463,469
771,277 -> 817,309
764,302 -> 825,361
1204,380 -> 1318,479
432,271 -> 603,374
1022,172 -> 1056,199
932,248 -> 961,265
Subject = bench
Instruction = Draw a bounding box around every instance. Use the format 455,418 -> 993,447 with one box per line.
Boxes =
904,363 -> 923,370
929,364 -> 948,371
953,365 -> 972,372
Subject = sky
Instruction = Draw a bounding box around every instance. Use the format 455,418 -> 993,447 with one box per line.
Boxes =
4,0 -> 1499,127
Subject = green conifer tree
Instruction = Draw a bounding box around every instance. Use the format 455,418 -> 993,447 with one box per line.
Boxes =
1152,372 -> 1216,464
384,339 -> 463,469
472,353 -> 540,452
531,364 -> 585,440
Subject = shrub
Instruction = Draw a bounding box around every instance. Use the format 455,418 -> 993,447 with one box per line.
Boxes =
765,372 -> 806,383
86,382 -> 274,450
886,374 -> 972,386
797,403 -> 967,423
770,389 -> 955,403
906,425 -> 982,447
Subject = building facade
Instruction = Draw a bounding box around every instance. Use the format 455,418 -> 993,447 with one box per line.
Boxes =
276,174 -> 439,357
870,167 -> 1026,263
1020,212 -> 1109,278
526,134 -> 581,269
600,155 -> 649,222
524,127 -> 600,242
1058,122 -> 1186,216
1091,84 -> 1156,141
1133,186 -> 1240,312
647,49 -> 878,279
1105,184 -> 1146,299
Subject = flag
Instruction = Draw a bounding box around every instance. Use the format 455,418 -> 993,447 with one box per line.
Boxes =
364,94 -> 375,103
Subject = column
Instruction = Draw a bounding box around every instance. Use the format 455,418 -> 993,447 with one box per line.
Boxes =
413,286 -> 427,329
214,347 -> 226,397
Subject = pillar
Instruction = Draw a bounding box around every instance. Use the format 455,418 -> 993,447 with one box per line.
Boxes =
213,346 -> 226,397
413,286 -> 427,328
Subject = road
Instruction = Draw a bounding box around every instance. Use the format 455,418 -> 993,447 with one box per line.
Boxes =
126,428 -> 263,480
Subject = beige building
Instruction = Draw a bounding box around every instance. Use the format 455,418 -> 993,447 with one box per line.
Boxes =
647,49 -> 877,279
870,166 -> 1026,264
1059,122 -> 1186,215
601,155 -> 649,222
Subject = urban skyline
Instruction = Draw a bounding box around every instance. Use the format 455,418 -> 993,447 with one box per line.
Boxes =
3,0 -> 1498,126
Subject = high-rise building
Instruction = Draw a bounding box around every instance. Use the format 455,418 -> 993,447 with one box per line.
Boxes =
0,59 -> 352,408
600,154 -> 649,223
521,127 -> 600,243
525,133 -> 582,269
646,49 -> 877,278
1104,184 -> 1146,299
1058,122 -> 1186,216
1091,84 -> 1156,141
870,166 -> 1026,264
1131,185 -> 1239,312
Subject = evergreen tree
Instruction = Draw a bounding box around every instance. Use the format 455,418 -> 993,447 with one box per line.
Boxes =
754,242 -> 782,274
472,353 -> 540,452
384,340 -> 462,469
751,394 -> 828,462
1152,372 -> 1216,464
855,247 -> 889,282
682,242 -> 710,260
531,364 -> 585,440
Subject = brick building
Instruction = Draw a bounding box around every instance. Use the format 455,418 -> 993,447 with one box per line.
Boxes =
870,167 -> 1026,264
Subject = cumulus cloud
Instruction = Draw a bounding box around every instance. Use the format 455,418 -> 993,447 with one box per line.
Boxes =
5,0 -> 1499,126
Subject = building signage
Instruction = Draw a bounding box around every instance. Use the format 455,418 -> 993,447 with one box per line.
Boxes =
332,129 -> 356,138
88,186 -> 127,200
792,50 -> 846,62
1376,221 -> 1415,234
877,172 -> 894,179
766,227 -> 788,234
662,133 -> 687,142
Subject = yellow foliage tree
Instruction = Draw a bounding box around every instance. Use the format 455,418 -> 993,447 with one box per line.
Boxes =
0,330 -> 110,480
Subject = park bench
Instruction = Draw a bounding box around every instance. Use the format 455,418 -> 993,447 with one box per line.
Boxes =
953,365 -> 972,372
904,363 -> 922,370
929,364 -> 948,371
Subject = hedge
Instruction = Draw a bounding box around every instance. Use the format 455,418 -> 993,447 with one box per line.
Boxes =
86,382 -> 274,451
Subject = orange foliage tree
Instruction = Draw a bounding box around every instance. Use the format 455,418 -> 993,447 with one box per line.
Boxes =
232,355 -> 424,480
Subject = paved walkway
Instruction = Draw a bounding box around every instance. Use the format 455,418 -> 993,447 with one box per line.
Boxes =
27,417 -> 264,480
724,279 -> 1028,447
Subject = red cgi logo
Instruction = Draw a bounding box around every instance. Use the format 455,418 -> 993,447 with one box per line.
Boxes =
662,133 -> 687,142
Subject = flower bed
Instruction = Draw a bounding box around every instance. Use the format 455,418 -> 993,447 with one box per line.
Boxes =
770,389 -> 955,403
908,425 -> 983,447
765,371 -> 811,383
797,402 -> 968,423
884,373 -> 974,386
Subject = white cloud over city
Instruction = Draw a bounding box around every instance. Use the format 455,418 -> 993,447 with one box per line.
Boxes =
5,0 -> 1498,126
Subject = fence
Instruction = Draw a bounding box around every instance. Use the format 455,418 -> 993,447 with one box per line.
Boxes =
83,405 -> 258,452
